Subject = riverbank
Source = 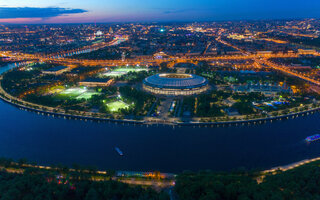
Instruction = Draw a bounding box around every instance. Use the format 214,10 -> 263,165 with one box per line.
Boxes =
1,81 -> 319,127
2,154 -> 320,199
1,63 -> 320,127
0,158 -> 175,191
2,154 -> 320,191
265,156 -> 320,173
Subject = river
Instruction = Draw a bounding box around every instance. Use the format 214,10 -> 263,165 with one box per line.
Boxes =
0,63 -> 320,173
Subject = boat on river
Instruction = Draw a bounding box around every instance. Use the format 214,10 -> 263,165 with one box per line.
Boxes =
115,147 -> 124,156
305,134 -> 320,143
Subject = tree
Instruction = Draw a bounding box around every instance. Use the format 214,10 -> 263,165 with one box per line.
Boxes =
85,188 -> 100,200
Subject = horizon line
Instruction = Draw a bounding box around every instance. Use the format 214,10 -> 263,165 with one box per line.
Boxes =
0,17 -> 318,25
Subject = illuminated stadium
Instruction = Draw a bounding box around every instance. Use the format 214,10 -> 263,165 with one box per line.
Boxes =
143,73 -> 209,96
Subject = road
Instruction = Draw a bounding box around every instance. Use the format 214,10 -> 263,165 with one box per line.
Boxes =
1,36 -> 320,91
1,47 -> 319,68
215,37 -> 320,90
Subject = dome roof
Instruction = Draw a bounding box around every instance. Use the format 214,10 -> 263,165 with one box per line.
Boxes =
143,73 -> 208,89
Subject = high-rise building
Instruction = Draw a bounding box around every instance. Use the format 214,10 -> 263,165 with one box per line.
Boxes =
122,52 -> 126,61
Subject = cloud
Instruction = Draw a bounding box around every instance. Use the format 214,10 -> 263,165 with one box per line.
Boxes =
0,7 -> 87,19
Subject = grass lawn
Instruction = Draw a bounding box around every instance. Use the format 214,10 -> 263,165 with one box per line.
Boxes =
106,100 -> 129,112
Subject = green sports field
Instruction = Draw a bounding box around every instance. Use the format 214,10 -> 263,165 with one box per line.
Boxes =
113,67 -> 147,72
76,91 -> 100,100
56,87 -> 100,100
106,100 -> 129,112
46,85 -> 65,94
102,67 -> 147,77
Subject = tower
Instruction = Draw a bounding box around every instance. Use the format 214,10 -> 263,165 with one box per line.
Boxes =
122,52 -> 126,61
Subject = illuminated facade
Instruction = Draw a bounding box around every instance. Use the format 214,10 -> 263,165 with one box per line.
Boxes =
143,73 -> 209,96
79,78 -> 114,87
42,66 -> 70,75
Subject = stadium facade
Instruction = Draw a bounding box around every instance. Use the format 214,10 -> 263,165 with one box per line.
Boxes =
143,73 -> 209,96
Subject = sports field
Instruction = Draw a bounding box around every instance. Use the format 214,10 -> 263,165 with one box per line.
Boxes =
106,100 -> 129,112
76,91 -> 100,100
56,87 -> 100,100
59,87 -> 87,98
113,67 -> 147,72
102,67 -> 147,77
46,85 -> 65,94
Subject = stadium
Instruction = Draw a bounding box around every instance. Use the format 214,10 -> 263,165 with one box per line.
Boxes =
143,73 -> 209,96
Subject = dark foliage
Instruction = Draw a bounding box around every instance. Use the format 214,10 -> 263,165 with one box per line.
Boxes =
0,170 -> 168,200
175,161 -> 320,200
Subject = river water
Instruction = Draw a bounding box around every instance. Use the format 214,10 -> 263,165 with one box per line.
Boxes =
1,64 -> 320,173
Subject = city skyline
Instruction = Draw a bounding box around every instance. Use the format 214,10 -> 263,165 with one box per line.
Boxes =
1,18 -> 320,171
1,0 -> 320,198
0,0 -> 320,23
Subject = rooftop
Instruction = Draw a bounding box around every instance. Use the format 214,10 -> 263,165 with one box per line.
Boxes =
43,66 -> 67,72
143,73 -> 208,89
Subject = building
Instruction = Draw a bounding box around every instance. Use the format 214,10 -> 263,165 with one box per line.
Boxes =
232,83 -> 292,96
143,73 -> 209,96
95,30 -> 103,36
257,51 -> 273,56
79,78 -> 114,87
298,49 -> 317,55
224,108 -> 240,116
288,64 -> 312,71
42,66 -> 70,75
153,51 -> 169,59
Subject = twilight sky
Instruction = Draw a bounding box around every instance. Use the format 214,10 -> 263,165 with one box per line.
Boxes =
0,0 -> 319,23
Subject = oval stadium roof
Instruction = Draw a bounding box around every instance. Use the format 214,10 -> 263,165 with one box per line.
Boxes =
143,73 -> 208,89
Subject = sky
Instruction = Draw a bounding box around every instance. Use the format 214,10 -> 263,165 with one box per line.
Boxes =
0,0 -> 319,23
